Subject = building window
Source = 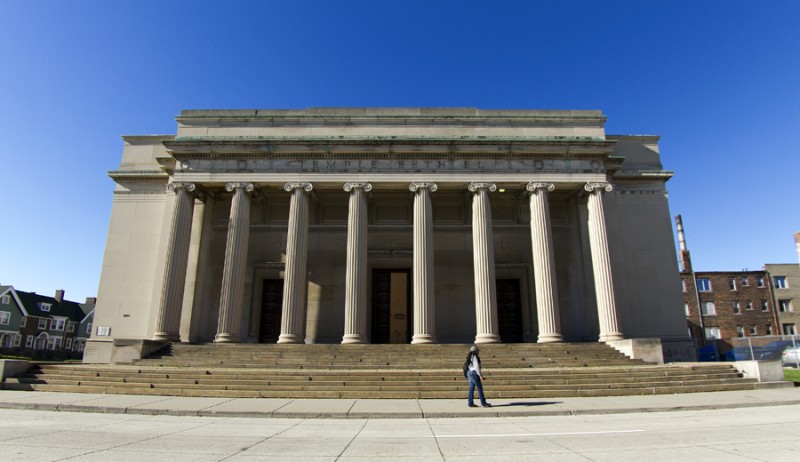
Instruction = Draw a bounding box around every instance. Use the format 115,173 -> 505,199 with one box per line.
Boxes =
13,334 -> 21,347
774,276 -> 788,289
779,300 -> 793,312
86,323 -> 93,335
0,311 -> 10,325
749,325 -> 758,335
761,300 -> 769,311
766,324 -> 773,335
65,338 -> 73,349
0,294 -> 9,304
701,302 -> 716,316
728,278 -> 737,291
54,337 -> 62,349
684,303 -> 690,316
37,318 -> 48,329
51,319 -> 66,331
736,326 -> 744,338
757,276 -> 765,287
46,338 -> 56,350
732,301 -> 741,314
25,335 -> 33,348
681,279 -> 687,292
704,327 -> 721,339
20,316 -> 26,327
746,301 -> 754,311
38,302 -> 51,312
741,276 -> 749,287
697,278 -> 712,292
67,322 -> 75,333
783,324 -> 797,336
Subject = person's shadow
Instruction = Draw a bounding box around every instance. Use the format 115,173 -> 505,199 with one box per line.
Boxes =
491,401 -> 561,408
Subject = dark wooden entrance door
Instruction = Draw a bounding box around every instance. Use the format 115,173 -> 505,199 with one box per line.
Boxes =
496,279 -> 523,342
259,279 -> 284,343
371,269 -> 412,344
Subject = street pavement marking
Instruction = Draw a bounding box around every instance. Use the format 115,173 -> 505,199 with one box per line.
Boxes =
432,429 -> 645,438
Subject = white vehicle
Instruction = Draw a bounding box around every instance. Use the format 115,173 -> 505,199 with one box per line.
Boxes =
782,346 -> 800,368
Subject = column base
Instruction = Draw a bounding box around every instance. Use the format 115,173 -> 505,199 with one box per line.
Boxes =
474,333 -> 502,344
214,333 -> 241,343
341,334 -> 367,344
599,332 -> 624,342
151,332 -> 180,342
536,333 -> 563,343
277,334 -> 304,344
411,334 -> 437,344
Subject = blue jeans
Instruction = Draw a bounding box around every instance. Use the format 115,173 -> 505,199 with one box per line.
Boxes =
467,370 -> 487,405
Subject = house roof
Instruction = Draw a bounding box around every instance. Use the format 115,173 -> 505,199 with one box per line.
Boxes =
13,289 -> 87,322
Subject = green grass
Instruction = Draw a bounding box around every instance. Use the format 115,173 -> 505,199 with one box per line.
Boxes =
784,368 -> 800,383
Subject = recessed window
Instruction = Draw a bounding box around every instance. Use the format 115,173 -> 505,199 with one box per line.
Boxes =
38,302 -> 51,312
732,301 -> 741,314
37,318 -> 48,329
684,303 -> 690,316
749,325 -> 758,335
783,324 -> 797,335
736,326 -> 744,338
746,301 -> 754,311
766,324 -> 773,335
25,335 -> 33,348
20,316 -> 26,327
774,276 -> 788,289
701,302 -> 716,315
0,311 -> 10,325
704,327 -> 721,339
12,334 -> 21,347
761,300 -> 769,311
52,319 -> 66,331
778,300 -> 793,312
0,295 -> 9,304
697,278 -> 712,292
741,276 -> 749,287
728,278 -> 737,291
681,279 -> 687,292
757,276 -> 765,287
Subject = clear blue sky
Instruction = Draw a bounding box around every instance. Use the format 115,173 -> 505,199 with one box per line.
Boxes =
1,1 -> 799,302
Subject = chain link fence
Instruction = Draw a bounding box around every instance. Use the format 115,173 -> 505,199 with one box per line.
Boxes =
698,335 -> 799,367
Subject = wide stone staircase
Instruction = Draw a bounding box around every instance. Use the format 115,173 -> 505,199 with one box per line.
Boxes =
3,343 -> 785,399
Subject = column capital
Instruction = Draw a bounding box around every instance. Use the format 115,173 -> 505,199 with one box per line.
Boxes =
584,182 -> 613,194
526,182 -> 555,193
343,182 -> 373,193
409,182 -> 437,193
225,182 -> 254,193
468,182 -> 497,193
167,182 -> 196,194
284,182 -> 313,193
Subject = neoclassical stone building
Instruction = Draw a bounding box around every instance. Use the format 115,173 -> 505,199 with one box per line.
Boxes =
85,108 -> 693,363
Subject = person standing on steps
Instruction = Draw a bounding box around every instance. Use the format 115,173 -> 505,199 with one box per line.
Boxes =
465,345 -> 491,408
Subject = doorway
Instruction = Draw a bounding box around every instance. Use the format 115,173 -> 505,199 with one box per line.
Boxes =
496,278 -> 523,342
259,278 -> 284,343
371,269 -> 412,343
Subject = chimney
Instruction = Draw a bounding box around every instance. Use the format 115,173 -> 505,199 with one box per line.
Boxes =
85,297 -> 97,305
54,289 -> 65,303
675,215 -> 693,273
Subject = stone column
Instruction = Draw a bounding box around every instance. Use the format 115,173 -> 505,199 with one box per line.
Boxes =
409,182 -> 437,344
526,182 -> 563,343
342,182 -> 372,344
153,182 -> 197,342
215,182 -> 254,343
278,182 -> 313,344
585,182 -> 624,342
469,182 -> 501,344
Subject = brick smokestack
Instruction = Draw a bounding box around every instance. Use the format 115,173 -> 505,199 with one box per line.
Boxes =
675,215 -> 692,273
54,289 -> 65,303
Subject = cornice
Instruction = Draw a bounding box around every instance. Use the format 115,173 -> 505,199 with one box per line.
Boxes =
612,170 -> 674,182
108,170 -> 170,183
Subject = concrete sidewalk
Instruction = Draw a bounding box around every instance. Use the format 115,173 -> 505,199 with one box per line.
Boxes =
0,387 -> 798,419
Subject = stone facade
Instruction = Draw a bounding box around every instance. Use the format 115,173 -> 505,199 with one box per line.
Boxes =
84,108 -> 692,363
764,263 -> 800,336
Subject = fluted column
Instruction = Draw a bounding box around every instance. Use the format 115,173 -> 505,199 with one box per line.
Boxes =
585,182 -> 624,342
469,182 -> 501,344
342,182 -> 372,344
409,182 -> 437,344
215,182 -> 254,343
153,182 -> 197,342
527,182 -> 563,343
278,182 -> 313,344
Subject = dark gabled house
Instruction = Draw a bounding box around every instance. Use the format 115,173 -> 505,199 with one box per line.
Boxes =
0,285 -> 95,360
